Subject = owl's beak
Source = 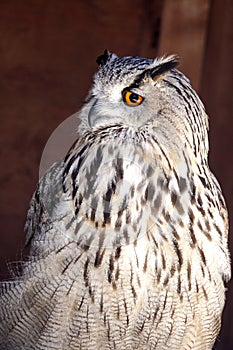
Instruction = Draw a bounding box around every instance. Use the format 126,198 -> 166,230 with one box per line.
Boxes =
88,99 -> 114,128
88,99 -> 98,127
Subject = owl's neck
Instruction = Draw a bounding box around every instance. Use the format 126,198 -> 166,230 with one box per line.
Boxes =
62,128 -> 199,250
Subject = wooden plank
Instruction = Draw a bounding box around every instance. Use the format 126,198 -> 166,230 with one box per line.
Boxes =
158,0 -> 210,90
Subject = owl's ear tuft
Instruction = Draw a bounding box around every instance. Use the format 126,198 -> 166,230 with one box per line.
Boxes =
150,55 -> 180,80
96,49 -> 117,66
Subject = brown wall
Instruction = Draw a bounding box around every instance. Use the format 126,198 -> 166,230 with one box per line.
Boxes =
0,1 -> 232,348
200,1 -> 233,347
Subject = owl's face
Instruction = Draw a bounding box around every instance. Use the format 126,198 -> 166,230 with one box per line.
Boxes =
81,50 -> 208,159
88,51 -> 178,129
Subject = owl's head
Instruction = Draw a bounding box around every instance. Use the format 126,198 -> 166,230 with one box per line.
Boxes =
80,50 -> 209,159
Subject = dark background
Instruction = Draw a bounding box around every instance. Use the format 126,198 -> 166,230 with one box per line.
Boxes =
0,0 -> 232,349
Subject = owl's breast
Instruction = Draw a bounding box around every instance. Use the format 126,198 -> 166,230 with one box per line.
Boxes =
63,133 -> 178,250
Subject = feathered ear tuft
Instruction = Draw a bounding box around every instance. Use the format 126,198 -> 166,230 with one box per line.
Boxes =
96,49 -> 117,66
96,49 -> 110,66
150,55 -> 180,80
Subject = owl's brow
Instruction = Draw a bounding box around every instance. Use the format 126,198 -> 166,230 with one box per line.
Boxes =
127,56 -> 179,90
150,57 -> 179,79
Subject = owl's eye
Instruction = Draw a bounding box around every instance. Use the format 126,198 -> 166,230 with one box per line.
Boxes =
122,90 -> 144,107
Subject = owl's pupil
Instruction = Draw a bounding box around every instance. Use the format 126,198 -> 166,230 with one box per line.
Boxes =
130,93 -> 139,103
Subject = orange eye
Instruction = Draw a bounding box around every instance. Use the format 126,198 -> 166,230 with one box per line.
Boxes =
122,90 -> 144,107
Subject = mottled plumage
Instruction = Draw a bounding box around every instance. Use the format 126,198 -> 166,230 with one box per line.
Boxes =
0,51 -> 231,350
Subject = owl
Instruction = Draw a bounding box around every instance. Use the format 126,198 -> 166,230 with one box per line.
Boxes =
0,50 -> 231,350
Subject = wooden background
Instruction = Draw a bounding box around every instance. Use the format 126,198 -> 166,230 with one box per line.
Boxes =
0,0 -> 232,348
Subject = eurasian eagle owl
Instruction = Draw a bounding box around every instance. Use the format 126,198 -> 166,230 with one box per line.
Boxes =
0,50 -> 231,350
